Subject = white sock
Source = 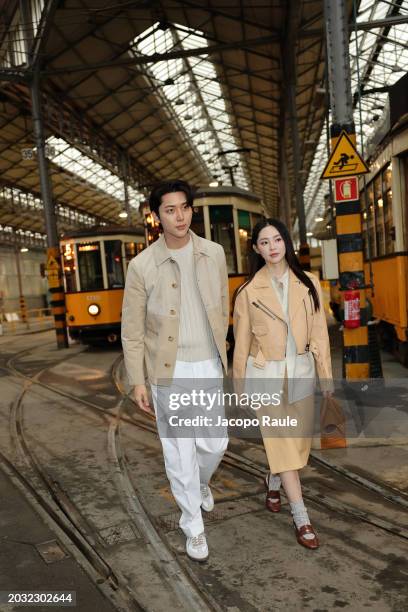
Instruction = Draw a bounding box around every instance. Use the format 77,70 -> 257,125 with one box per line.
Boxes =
290,500 -> 315,540
267,473 -> 281,499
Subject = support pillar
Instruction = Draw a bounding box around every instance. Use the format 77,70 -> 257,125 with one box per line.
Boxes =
121,153 -> 131,219
278,118 -> 292,232
15,247 -> 28,329
324,0 -> 371,379
31,69 -> 68,348
285,0 -> 310,269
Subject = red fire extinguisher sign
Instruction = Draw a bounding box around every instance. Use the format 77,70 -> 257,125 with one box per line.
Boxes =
344,289 -> 360,328
333,177 -> 359,202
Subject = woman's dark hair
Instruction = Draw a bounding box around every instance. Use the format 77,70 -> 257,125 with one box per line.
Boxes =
235,218 -> 320,311
149,179 -> 194,216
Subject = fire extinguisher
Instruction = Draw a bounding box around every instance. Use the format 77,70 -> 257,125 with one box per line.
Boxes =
344,287 -> 360,329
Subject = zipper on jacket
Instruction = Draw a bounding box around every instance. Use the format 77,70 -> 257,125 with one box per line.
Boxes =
308,291 -> 314,315
252,301 -> 275,319
303,299 -> 310,352
256,299 -> 289,324
252,300 -> 288,357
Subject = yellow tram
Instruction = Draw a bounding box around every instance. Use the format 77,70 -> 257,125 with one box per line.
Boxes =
359,125 -> 408,366
60,186 -> 265,345
60,226 -> 145,343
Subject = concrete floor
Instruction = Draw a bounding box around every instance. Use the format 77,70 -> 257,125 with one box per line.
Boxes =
0,329 -> 407,611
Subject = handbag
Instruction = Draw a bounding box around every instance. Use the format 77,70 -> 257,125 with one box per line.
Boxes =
320,395 -> 347,449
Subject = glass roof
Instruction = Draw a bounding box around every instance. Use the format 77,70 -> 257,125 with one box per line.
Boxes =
132,23 -> 249,189
47,136 -> 145,211
304,0 -> 408,234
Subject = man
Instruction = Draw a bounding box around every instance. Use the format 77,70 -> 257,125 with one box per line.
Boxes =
121,179 -> 229,561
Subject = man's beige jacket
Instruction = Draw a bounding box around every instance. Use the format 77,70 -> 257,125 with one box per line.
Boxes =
121,230 -> 229,386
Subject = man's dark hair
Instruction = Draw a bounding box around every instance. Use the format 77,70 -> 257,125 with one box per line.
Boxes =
149,179 -> 194,216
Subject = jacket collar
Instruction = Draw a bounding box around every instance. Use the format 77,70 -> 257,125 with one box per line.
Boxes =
251,265 -> 310,321
152,230 -> 210,266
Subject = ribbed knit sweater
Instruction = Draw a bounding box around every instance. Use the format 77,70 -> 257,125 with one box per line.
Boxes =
168,239 -> 218,362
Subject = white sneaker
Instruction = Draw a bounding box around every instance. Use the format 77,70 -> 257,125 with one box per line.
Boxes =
186,532 -> 209,561
200,484 -> 214,512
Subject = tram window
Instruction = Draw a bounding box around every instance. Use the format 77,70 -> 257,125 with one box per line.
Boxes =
238,210 -> 251,273
361,192 -> 369,259
375,176 -> 385,256
362,165 -> 394,258
383,166 -> 394,255
251,213 -> 263,230
210,205 -> 237,273
77,242 -> 103,291
62,243 -> 77,292
191,206 -> 205,237
125,242 -> 144,267
367,183 -> 377,257
105,240 -> 124,288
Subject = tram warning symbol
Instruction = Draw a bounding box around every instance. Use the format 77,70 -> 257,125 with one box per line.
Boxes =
47,253 -> 60,289
321,131 -> 369,179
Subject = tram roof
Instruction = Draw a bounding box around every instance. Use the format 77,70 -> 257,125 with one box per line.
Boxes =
0,1 -> 407,247
195,185 -> 261,203
60,224 -> 145,241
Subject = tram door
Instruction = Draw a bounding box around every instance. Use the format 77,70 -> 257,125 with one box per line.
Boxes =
209,205 -> 237,274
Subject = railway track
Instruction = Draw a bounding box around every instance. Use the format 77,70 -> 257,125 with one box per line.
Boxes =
111,357 -> 408,542
3,344 -> 408,612
2,347 -> 218,612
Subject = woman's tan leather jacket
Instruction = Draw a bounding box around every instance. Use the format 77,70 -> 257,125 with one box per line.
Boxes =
233,266 -> 333,385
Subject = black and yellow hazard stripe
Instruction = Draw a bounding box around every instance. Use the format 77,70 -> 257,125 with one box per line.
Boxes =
331,127 -> 370,379
49,286 -> 68,348
47,246 -> 68,349
298,243 -> 311,271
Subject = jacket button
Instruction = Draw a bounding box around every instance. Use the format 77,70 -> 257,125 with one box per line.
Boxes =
168,336 -> 174,341
170,309 -> 176,315
164,363 -> 171,368
172,282 -> 177,288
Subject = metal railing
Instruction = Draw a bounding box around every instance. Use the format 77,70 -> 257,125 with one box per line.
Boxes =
0,307 -> 54,335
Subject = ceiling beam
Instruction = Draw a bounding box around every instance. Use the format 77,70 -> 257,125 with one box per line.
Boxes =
43,34 -> 281,76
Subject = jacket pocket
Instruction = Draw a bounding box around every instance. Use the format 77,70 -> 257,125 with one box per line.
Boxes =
252,325 -> 268,336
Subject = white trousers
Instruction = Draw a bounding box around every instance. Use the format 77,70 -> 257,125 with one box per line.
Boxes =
151,357 -> 228,537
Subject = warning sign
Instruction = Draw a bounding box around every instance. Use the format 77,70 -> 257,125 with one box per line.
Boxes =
333,177 -> 359,202
47,253 -> 60,289
321,131 -> 369,179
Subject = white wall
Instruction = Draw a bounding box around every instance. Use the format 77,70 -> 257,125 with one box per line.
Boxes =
0,246 -> 48,312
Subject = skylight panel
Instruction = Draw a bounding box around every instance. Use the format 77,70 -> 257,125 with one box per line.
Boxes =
48,136 -> 144,209
133,23 -> 249,189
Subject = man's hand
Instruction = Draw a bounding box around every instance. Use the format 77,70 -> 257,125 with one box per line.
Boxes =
134,384 -> 152,414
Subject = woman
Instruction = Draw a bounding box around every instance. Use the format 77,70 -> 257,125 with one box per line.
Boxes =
233,219 -> 333,549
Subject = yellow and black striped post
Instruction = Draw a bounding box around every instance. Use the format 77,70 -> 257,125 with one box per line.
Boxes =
323,0 -> 371,379
47,246 -> 68,349
330,130 -> 369,379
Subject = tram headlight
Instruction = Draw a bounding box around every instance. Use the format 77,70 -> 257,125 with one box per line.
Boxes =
88,303 -> 100,316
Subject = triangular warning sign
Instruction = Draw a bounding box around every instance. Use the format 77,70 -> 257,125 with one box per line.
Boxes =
321,131 -> 369,179
47,255 -> 59,270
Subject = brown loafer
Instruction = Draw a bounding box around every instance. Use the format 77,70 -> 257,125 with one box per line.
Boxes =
264,475 -> 281,513
293,522 -> 320,549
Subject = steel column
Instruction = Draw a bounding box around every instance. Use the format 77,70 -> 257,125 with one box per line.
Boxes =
121,153 -> 131,219
285,0 -> 309,268
324,0 -> 372,380
30,68 -> 68,348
